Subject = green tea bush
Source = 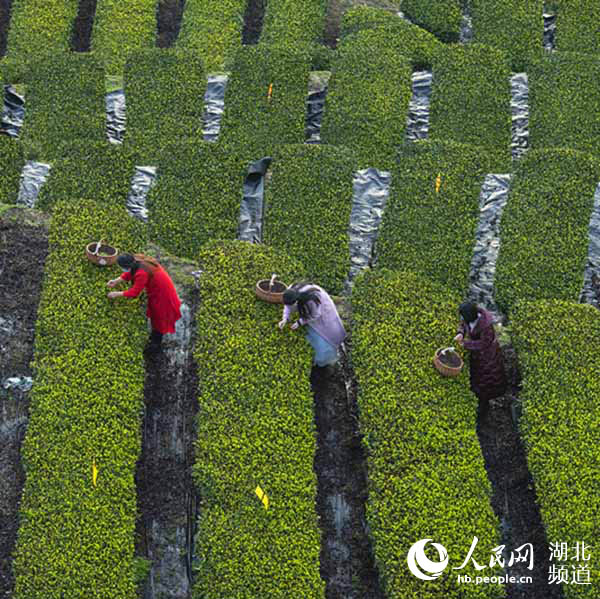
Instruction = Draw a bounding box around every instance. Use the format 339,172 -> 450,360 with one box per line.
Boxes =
400,0 -> 462,43
177,0 -> 246,72
192,240 -> 324,599
555,1 -> 600,54
124,49 -> 206,161
263,144 -> 356,295
218,45 -> 311,155
261,0 -> 327,47
5,0 -> 78,64
147,143 -> 249,260
470,0 -> 543,71
528,52 -> 600,156
376,140 -> 495,296
430,43 -> 512,171
511,300 -> 600,597
13,199 -> 147,599
321,33 -> 412,170
352,268 -> 502,599
21,55 -> 106,160
0,137 -> 25,204
495,149 -> 600,313
91,0 -> 156,74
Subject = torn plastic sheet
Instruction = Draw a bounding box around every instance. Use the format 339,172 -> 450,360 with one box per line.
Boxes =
580,182 -> 600,307
106,89 -> 126,144
126,166 -> 157,222
543,14 -> 556,52
203,74 -> 228,142
511,73 -> 529,160
16,161 -> 52,208
406,70 -> 433,142
459,5 -> 473,44
2,376 -> 33,393
306,87 -> 327,144
468,174 -> 512,318
1,85 -> 25,137
238,156 -> 271,243
344,168 -> 391,293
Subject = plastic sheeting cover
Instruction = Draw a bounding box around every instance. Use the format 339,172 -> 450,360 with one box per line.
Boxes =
238,157 -> 272,243
459,5 -> 473,44
2,376 -> 33,393
1,85 -> 25,137
543,14 -> 556,52
344,167 -> 391,293
406,71 -> 433,142
468,173 -> 512,318
510,73 -> 529,160
106,89 -> 126,144
16,161 -> 52,208
580,182 -> 600,307
126,166 -> 157,222
306,88 -> 327,144
203,74 -> 228,142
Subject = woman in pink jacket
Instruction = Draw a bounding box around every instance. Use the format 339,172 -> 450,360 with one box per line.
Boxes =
279,282 -> 346,367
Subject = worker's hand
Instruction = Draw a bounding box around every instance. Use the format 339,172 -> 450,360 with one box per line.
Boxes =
107,279 -> 119,288
453,333 -> 463,343
107,291 -> 121,299
290,322 -> 300,331
278,319 -> 287,330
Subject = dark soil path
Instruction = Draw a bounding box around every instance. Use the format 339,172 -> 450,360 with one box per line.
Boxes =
71,0 -> 97,52
242,0 -> 266,45
0,210 -> 49,599
156,0 -> 185,48
0,0 -> 12,57
310,342 -> 384,599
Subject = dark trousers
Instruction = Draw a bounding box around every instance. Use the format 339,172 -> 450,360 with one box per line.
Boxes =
147,330 -> 163,351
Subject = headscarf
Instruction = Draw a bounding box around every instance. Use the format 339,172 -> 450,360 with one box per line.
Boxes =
283,281 -> 321,320
117,253 -> 160,279
459,301 -> 479,324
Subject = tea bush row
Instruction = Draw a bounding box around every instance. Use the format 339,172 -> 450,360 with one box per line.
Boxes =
0,137 -> 25,204
555,0 -> 600,54
495,149 -> 600,313
124,49 -> 206,162
400,0 -> 462,43
192,240 -> 324,599
340,6 -> 442,69
218,45 -> 311,156
21,55 -> 106,160
376,140 -> 495,297
528,52 -> 600,157
261,0 -> 327,47
430,43 -> 512,171
13,198 -> 147,599
263,144 -> 356,295
352,268 -> 502,599
511,300 -> 600,597
177,0 -> 246,72
321,32 -> 412,170
470,0 -> 543,71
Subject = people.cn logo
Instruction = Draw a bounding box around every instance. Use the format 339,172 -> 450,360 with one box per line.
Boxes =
407,539 -> 450,580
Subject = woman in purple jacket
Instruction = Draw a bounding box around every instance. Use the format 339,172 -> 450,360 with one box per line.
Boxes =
454,301 -> 507,406
279,282 -> 346,367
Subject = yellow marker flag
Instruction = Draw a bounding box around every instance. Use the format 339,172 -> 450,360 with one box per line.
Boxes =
435,173 -> 441,193
267,83 -> 273,102
92,460 -> 98,486
255,485 -> 269,509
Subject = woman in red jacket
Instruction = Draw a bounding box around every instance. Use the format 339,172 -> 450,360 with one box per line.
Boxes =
107,253 -> 182,353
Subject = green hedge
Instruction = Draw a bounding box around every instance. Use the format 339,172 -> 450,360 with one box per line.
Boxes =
91,0 -> 157,74
0,138 -> 25,204
495,149 -> 600,313
512,300 -> 600,597
147,143 -> 249,260
470,0 -> 543,71
192,240 -> 324,599
400,0 -> 462,43
320,32 -> 412,170
177,0 -> 246,72
261,0 -> 327,47
263,144 -> 356,295
13,199 -> 147,599
218,45 -> 311,155
528,52 -> 600,156
555,1 -> 600,54
376,140 -> 495,296
340,7 -> 442,69
124,49 -> 206,161
429,43 -> 511,171
352,268 -> 502,599
21,55 -> 106,160
5,0 -> 78,64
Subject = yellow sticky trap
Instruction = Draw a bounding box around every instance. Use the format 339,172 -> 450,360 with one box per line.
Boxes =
255,485 -> 269,509
267,83 -> 273,102
435,173 -> 441,193
92,459 -> 98,486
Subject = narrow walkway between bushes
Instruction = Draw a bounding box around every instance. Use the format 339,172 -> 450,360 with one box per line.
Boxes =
71,0 -> 97,52
310,341 -> 385,599
242,0 -> 266,45
156,0 -> 185,48
0,0 -> 13,57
